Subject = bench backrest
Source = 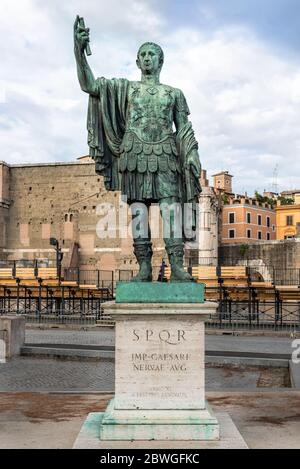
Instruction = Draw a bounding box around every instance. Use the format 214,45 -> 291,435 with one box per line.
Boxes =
38,268 -> 58,279
220,266 -> 248,278
0,268 -> 13,279
15,268 -> 35,279
192,266 -> 217,280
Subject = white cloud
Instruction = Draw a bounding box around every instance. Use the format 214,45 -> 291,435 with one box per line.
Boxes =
0,0 -> 300,194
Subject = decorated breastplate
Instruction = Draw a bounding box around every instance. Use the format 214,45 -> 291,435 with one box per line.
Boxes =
126,82 -> 175,142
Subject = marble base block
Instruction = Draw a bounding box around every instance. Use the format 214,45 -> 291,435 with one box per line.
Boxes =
100,399 -> 219,441
98,299 -> 219,441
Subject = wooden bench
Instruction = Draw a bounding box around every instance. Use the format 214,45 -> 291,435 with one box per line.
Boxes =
0,268 -> 13,279
220,266 -> 249,287
275,285 -> 300,301
191,266 -> 219,301
60,281 -> 78,287
0,279 -> 19,287
250,282 -> 276,301
40,279 -> 60,287
192,266 -> 218,286
15,268 -> 36,280
164,266 -> 171,281
250,281 -> 273,288
37,268 -> 58,280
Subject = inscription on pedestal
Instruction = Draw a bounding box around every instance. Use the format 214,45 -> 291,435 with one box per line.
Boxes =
114,316 -> 205,410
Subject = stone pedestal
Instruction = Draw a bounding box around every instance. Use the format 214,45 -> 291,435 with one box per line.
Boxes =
0,315 -> 25,359
98,284 -> 219,441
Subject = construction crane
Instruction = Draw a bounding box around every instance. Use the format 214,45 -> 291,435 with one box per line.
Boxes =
272,164 -> 279,195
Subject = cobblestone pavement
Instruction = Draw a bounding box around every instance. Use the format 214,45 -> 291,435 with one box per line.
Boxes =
25,328 -> 294,354
0,357 -> 115,392
26,328 -> 114,347
0,329 -> 289,393
0,356 -> 289,393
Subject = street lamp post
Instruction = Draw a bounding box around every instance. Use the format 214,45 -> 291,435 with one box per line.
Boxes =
50,238 -> 63,281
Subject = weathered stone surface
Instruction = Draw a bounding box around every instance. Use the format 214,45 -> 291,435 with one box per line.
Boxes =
116,281 -> 204,303
0,315 -> 25,358
0,160 -> 172,276
73,411 -> 248,447
100,399 -> 220,441
116,316 -> 204,410
97,300 -> 219,440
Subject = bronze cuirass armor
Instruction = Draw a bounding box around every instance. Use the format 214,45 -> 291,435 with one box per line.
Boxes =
119,82 -> 182,202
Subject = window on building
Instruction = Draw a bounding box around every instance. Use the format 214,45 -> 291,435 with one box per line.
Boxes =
286,216 -> 293,226
70,214 -> 73,222
267,216 -> 270,228
247,229 -> 251,239
258,231 -> 262,240
247,213 -> 251,224
229,230 -> 235,239
64,214 -> 68,222
267,232 -> 270,240
229,212 -> 235,224
272,225 -> 276,232
258,214 -> 262,226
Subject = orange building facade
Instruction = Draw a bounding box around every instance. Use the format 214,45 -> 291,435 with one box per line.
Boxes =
222,197 -> 276,244
276,194 -> 300,240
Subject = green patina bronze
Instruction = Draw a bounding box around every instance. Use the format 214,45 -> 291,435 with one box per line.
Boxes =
74,16 -> 202,282
115,281 -> 204,303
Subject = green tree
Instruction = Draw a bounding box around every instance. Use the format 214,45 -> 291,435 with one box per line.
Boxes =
277,196 -> 294,206
254,191 -> 276,208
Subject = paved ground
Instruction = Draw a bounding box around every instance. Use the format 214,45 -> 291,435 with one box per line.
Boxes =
11,329 -> 291,393
0,329 -> 297,448
0,356 -> 290,393
0,391 -> 299,449
25,328 -> 295,355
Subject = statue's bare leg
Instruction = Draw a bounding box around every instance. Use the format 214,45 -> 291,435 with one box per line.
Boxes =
130,201 -> 153,282
160,197 -> 195,282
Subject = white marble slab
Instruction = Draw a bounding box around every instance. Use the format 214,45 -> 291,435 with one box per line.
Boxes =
115,315 -> 205,410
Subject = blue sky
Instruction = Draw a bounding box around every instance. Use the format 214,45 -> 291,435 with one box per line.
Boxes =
168,0 -> 300,51
1,0 -> 300,195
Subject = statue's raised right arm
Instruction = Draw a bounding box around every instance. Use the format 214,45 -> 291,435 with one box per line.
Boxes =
74,16 -> 98,96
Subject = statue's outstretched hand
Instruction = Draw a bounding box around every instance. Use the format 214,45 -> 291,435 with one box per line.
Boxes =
74,15 -> 90,54
185,149 -> 201,178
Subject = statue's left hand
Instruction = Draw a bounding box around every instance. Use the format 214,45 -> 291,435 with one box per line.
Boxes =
185,149 -> 201,178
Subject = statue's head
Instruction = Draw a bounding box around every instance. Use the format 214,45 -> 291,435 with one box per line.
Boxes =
136,42 -> 164,74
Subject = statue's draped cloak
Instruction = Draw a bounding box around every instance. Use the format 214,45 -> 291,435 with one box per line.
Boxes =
87,77 -> 129,191
87,77 -> 201,240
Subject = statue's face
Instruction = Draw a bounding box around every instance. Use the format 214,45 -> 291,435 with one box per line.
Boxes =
137,44 -> 161,74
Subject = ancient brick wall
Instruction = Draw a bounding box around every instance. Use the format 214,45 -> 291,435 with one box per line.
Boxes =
1,160 -> 166,273
220,239 -> 300,282
0,163 -> 10,262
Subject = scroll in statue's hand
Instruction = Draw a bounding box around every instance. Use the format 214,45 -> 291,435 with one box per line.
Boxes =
74,15 -> 91,54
